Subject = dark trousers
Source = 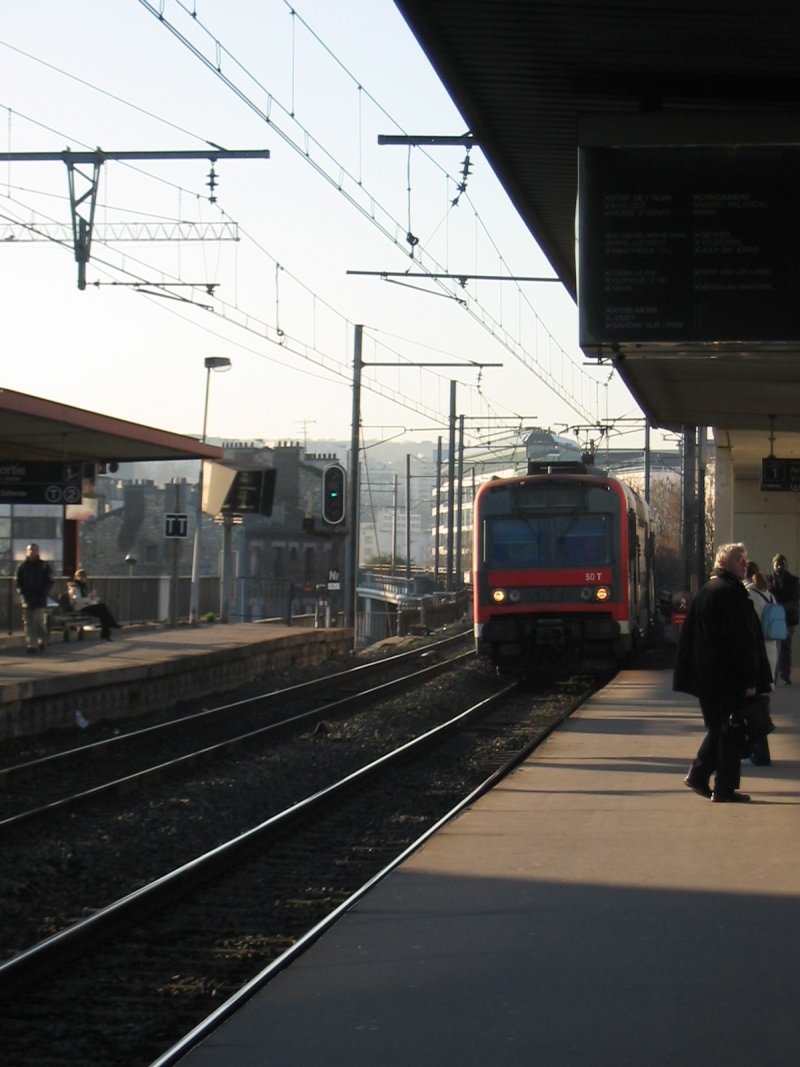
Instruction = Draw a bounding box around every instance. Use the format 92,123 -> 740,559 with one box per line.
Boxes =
82,603 -> 119,638
777,628 -> 794,682
690,693 -> 744,795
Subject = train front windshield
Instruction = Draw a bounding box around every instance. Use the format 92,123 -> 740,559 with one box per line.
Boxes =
486,512 -> 611,568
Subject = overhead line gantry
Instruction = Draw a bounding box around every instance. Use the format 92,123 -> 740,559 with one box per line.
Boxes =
0,148 -> 269,289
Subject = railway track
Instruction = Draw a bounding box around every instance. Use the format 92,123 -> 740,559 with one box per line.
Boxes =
0,631 -> 471,827
0,664 -> 603,1067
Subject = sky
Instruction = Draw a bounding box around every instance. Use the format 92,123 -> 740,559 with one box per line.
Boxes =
0,0 -> 661,456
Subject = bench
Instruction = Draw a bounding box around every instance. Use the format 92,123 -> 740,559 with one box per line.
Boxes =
47,609 -> 98,642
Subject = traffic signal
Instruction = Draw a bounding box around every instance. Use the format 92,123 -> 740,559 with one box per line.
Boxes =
322,464 -> 346,524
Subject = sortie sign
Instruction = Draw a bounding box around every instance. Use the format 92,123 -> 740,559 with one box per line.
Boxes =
0,461 -> 84,505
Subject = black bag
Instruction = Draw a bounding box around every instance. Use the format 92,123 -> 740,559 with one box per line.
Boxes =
726,713 -> 753,759
743,694 -> 776,743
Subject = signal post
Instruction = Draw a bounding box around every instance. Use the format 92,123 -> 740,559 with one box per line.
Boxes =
320,463 -> 347,626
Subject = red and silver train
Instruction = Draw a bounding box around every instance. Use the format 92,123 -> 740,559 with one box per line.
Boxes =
472,462 -> 654,670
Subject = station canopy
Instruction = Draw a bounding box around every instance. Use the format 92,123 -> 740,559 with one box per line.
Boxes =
0,388 -> 223,464
395,1 -> 800,473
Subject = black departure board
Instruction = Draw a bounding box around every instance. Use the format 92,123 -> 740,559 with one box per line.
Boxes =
578,145 -> 799,345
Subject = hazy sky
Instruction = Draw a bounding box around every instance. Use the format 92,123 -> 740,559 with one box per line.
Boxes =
1,0 -> 654,454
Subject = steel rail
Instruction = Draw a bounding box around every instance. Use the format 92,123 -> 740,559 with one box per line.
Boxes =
151,672 -> 582,1066
0,629 -> 471,786
0,647 -> 474,832
0,678 -> 518,998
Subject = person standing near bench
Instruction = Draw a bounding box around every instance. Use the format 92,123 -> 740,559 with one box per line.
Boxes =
69,568 -> 121,641
15,543 -> 53,654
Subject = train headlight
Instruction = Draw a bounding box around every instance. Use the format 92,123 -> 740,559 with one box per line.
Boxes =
509,589 -> 521,603
491,588 -> 507,603
594,585 -> 611,601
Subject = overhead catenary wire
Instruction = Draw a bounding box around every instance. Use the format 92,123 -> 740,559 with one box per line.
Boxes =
134,0 -> 603,423
0,123 -> 527,441
1,4 -> 606,434
0,133 -> 494,432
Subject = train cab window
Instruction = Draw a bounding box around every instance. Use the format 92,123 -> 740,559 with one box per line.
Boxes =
487,513 -> 610,567
552,514 -> 611,566
487,517 -> 548,566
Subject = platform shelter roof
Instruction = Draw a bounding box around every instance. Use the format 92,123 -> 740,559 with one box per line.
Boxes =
0,388 -> 223,464
395,1 -> 800,475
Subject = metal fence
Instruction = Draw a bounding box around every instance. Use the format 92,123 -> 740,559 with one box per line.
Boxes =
232,577 -> 305,623
356,589 -> 470,644
2,576 -> 469,640
2,575 -> 206,634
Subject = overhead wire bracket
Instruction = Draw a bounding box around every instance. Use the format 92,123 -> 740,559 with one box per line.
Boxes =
0,147 -> 269,289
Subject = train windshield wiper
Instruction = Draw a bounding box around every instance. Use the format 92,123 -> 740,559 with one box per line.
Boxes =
556,505 -> 585,543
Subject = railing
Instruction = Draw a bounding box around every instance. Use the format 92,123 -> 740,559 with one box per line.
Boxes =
358,571 -> 436,600
231,577 -> 303,623
2,575 -> 217,634
1,575 -> 470,640
356,588 -> 471,644
396,589 -> 471,636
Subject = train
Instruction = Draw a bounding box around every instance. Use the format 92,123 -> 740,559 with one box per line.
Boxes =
472,461 -> 654,671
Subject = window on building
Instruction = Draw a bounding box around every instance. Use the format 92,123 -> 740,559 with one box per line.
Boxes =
14,516 -> 61,540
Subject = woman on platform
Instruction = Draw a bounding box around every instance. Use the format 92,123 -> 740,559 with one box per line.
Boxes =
743,560 -> 775,766
69,568 -> 121,641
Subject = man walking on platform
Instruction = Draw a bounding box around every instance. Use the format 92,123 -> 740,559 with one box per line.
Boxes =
15,542 -> 53,654
673,542 -> 772,803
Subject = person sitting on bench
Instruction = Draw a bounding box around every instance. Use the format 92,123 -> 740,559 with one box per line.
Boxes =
68,569 -> 121,641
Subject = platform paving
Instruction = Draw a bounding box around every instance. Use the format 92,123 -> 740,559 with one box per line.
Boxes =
0,623 -> 352,738
0,622 -> 307,682
171,669 -> 800,1067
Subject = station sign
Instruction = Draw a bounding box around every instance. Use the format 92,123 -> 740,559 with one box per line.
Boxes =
760,456 -> 800,492
164,512 -> 189,538
0,460 -> 84,504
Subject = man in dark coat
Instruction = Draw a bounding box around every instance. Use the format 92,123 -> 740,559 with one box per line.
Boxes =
768,553 -> 800,684
674,542 -> 773,803
15,542 -> 53,654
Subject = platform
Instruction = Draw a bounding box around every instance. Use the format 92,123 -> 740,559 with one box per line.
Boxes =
0,623 -> 352,739
170,669 -> 800,1067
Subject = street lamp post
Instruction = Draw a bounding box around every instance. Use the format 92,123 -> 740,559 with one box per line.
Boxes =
188,356 -> 232,623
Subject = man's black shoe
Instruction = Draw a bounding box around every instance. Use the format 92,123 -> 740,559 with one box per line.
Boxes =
712,790 -> 751,803
684,775 -> 712,799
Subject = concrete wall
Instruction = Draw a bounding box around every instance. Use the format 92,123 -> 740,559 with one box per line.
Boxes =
715,436 -> 800,574
0,626 -> 353,740
734,474 -> 800,575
